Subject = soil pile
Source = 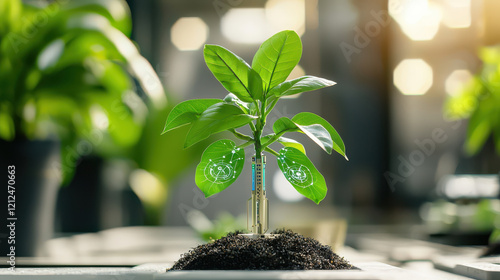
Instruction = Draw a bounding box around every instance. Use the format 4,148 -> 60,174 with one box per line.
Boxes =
169,229 -> 354,270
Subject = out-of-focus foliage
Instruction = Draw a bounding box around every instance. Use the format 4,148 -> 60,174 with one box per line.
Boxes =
0,0 -> 166,183
445,47 -> 500,155
133,100 -> 208,185
199,212 -> 246,242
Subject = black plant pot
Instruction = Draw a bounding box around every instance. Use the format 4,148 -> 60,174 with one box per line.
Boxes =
0,139 -> 61,256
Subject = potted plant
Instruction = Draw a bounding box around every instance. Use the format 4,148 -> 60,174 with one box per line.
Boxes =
0,0 -> 165,256
162,30 -> 351,270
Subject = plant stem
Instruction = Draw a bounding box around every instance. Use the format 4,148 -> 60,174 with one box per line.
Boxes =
254,101 -> 265,158
263,98 -> 279,120
237,140 -> 255,149
249,121 -> 257,132
230,129 -> 253,141
261,129 -> 291,149
254,122 -> 262,159
264,147 -> 279,157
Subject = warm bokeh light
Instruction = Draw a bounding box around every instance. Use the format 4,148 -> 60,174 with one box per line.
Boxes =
389,0 -> 429,25
273,170 -> 304,202
390,0 -> 442,41
221,8 -> 268,44
170,17 -> 208,51
222,2 -> 306,45
394,59 -> 433,95
266,0 -> 305,36
442,0 -> 471,28
445,69 -> 472,96
130,169 -> 167,208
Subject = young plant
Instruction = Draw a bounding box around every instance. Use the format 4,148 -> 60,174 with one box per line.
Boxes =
162,30 -> 347,204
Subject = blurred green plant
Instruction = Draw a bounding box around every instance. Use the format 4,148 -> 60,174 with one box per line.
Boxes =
130,101 -> 209,225
445,47 -> 500,245
0,0 -> 166,183
199,212 -> 246,242
445,46 -> 500,155
162,30 -> 347,204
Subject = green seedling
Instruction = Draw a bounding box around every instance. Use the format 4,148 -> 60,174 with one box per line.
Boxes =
162,30 -> 347,206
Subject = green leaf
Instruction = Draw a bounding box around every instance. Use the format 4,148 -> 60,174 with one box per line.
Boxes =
162,99 -> 221,134
273,117 -> 299,134
204,45 -> 261,102
248,68 -> 263,101
273,117 -> 333,154
278,136 -> 306,154
262,134 -> 306,154
195,139 -> 245,197
185,103 -> 258,148
252,30 -> 302,93
292,112 -> 347,159
224,93 -> 250,112
277,147 -> 327,204
269,75 -> 336,98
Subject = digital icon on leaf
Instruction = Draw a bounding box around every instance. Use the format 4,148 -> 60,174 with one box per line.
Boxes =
195,140 -> 245,197
284,164 -> 313,188
278,148 -> 314,188
205,151 -> 243,184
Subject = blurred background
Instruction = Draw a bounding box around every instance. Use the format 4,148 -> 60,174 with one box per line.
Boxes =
2,0 -> 500,266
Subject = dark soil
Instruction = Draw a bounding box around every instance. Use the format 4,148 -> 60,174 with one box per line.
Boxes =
169,229 -> 354,270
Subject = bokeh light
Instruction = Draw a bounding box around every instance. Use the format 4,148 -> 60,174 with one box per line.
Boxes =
390,0 -> 442,41
265,0 -> 305,36
394,59 -> 433,95
222,1 -> 306,45
221,8 -> 268,44
171,17 -> 208,51
442,0 -> 471,28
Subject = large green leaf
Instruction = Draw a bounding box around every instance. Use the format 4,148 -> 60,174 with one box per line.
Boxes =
292,112 -> 347,159
273,117 -> 333,154
185,103 -> 257,148
277,147 -> 327,204
195,139 -> 245,197
162,99 -> 221,134
204,45 -> 262,102
252,30 -> 302,93
269,75 -> 336,98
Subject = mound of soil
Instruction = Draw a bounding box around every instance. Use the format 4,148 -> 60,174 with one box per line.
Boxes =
169,229 -> 354,270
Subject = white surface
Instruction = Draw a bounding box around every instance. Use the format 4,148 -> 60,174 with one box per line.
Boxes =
456,262 -> 500,280
0,262 -> 425,280
433,255 -> 500,280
